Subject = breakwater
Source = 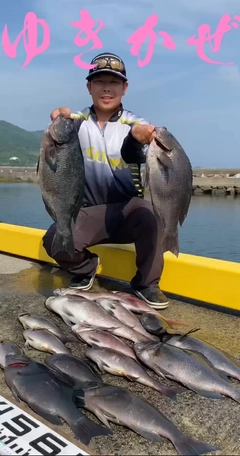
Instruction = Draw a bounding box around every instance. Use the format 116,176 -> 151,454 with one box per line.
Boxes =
1,166 -> 240,195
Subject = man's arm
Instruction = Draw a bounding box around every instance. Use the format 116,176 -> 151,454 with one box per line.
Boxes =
120,115 -> 155,164
121,129 -> 149,164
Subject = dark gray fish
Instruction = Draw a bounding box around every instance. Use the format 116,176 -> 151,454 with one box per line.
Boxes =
134,341 -> 240,404
73,384 -> 219,456
4,354 -> 112,445
85,346 -> 185,400
145,127 -> 193,256
37,114 -> 85,259
45,353 -> 103,387
0,341 -> 25,368
159,328 -> 240,381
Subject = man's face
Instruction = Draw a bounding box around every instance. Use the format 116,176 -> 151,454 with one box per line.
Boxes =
87,73 -> 128,112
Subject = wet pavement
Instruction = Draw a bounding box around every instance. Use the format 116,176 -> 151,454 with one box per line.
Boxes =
0,253 -> 239,455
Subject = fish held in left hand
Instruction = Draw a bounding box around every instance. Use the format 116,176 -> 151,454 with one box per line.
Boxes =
146,127 -> 193,257
37,114 -> 85,259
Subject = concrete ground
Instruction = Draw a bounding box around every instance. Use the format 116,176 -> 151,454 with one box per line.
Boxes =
0,253 -> 239,455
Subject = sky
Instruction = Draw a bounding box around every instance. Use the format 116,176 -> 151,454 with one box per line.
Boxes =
0,0 -> 239,167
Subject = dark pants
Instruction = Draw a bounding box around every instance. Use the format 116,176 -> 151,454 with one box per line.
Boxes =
42,197 -> 164,289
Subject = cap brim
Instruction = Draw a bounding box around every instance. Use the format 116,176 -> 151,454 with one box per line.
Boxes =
86,69 -> 128,82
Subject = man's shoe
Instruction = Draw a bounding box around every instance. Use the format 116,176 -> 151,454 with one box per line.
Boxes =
132,286 -> 169,309
69,258 -> 100,291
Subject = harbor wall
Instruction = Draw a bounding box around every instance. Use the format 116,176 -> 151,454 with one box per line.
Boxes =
1,166 -> 240,195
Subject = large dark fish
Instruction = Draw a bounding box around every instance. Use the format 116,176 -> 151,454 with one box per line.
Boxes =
159,328 -> 240,381
45,353 -> 103,387
145,127 -> 193,256
73,383 -> 219,455
37,114 -> 85,259
4,353 -> 112,445
134,341 -> 240,404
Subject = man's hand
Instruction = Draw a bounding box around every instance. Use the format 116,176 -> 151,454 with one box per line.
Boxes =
50,107 -> 71,121
131,124 -> 156,145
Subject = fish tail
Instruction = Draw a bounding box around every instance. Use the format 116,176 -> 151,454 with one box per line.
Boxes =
162,232 -> 179,257
51,227 -> 75,259
173,433 -> 219,455
230,387 -> 240,404
155,383 -> 186,400
69,414 -> 112,445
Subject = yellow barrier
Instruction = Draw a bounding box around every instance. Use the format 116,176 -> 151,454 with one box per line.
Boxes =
0,222 -> 240,312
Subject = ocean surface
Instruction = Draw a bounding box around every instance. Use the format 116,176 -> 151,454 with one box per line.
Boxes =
0,183 -> 239,263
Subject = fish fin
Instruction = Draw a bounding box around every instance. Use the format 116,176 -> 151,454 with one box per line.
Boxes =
132,427 -> 163,443
62,316 -> 74,327
158,386 -> 187,401
31,406 -> 62,426
192,388 -> 225,400
70,415 -> 113,445
154,129 -> 174,151
72,388 -> 85,408
47,365 -> 75,387
36,157 -> 40,174
178,192 -> 192,227
173,434 -> 220,456
51,228 -> 75,260
152,364 -> 168,379
157,151 -> 174,170
45,142 -> 58,172
10,387 -> 21,402
92,409 -> 113,429
214,369 -> 230,382
178,327 -> 201,339
81,357 -> 102,375
161,232 -> 179,257
24,341 -> 33,350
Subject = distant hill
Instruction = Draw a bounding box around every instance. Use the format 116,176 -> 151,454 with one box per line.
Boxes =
0,120 -> 44,166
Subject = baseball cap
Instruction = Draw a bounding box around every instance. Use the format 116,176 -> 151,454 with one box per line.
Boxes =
86,52 -> 128,82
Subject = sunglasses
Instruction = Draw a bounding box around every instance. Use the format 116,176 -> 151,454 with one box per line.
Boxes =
92,58 -> 125,72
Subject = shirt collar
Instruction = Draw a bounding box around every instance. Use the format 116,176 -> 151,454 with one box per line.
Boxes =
90,103 -> 123,122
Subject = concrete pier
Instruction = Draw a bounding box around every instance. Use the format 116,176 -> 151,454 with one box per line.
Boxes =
1,166 -> 240,196
0,253 -> 239,455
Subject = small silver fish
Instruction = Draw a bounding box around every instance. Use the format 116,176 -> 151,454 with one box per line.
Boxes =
73,327 -> 137,360
23,329 -> 70,354
18,312 -> 71,343
85,346 -> 185,400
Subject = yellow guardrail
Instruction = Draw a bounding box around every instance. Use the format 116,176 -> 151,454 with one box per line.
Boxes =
0,222 -> 239,312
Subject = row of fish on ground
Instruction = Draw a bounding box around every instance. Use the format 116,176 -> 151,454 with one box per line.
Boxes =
1,289 -> 240,455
